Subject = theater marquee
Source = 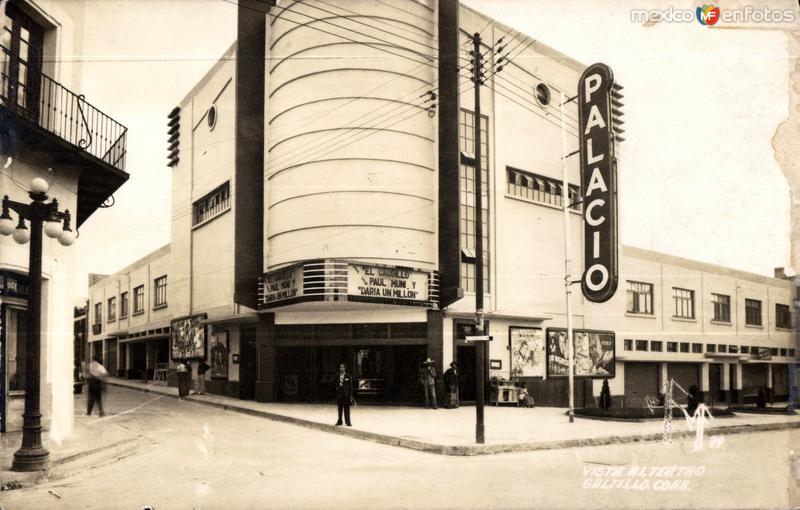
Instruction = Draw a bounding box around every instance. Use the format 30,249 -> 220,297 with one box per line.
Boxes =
258,260 -> 438,309
578,63 -> 619,303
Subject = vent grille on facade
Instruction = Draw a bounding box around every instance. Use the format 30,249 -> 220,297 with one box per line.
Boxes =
167,106 -> 180,167
611,83 -> 625,143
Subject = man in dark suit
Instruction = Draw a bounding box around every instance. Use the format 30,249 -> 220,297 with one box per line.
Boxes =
335,363 -> 353,426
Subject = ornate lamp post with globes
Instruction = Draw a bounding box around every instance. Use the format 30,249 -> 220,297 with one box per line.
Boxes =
0,176 -> 75,471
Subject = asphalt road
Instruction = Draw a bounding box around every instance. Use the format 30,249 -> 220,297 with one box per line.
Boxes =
1,386 -> 797,509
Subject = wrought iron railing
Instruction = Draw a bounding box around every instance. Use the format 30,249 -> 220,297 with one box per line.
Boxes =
0,45 -> 127,171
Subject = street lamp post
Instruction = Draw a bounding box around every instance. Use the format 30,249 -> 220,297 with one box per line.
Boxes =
0,177 -> 75,472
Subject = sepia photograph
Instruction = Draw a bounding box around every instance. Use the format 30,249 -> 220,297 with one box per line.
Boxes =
0,0 -> 799,508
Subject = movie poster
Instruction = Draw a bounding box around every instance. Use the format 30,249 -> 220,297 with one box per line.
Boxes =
546,329 -> 615,378
510,327 -> 545,378
209,331 -> 229,379
170,314 -> 207,360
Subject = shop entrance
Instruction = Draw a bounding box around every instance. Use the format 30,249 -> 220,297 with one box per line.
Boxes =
624,362 -> 660,407
129,342 -> 147,379
709,363 -> 724,405
276,344 -> 426,404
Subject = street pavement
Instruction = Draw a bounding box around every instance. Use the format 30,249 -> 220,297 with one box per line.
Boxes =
104,378 -> 800,452
0,385 -> 797,509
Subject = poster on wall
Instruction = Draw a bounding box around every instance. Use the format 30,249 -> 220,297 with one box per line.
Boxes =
546,328 -> 615,378
170,314 -> 207,360
509,327 -> 545,378
209,331 -> 229,379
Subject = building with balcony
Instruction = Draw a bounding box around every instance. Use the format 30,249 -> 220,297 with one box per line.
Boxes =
1,0 -> 128,435
88,0 -> 796,409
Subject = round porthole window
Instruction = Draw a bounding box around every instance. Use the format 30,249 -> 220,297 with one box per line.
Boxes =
207,104 -> 217,130
535,83 -> 551,106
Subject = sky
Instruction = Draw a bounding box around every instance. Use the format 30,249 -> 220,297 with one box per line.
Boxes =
71,0 -> 797,300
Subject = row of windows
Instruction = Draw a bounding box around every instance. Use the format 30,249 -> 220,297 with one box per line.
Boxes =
506,167 -> 581,211
623,339 -> 795,357
94,276 -> 167,325
625,281 -> 792,328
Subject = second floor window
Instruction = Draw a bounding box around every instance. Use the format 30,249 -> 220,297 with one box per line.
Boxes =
94,302 -> 102,325
745,299 -> 762,326
506,167 -> 581,211
711,293 -> 730,322
672,288 -> 695,319
776,303 -> 791,329
193,181 -> 230,226
134,285 -> 144,314
120,292 -> 129,318
626,281 -> 653,315
154,276 -> 167,308
107,296 -> 116,322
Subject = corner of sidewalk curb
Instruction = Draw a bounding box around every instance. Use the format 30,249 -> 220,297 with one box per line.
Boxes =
105,380 -> 800,457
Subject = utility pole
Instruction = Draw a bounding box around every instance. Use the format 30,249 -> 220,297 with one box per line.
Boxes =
560,91 -> 575,423
471,32 -> 486,444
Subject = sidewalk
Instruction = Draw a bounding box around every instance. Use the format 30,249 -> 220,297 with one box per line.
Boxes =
106,378 -> 800,456
1,406 -> 144,489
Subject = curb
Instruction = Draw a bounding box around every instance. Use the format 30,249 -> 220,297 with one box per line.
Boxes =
107,381 -> 800,457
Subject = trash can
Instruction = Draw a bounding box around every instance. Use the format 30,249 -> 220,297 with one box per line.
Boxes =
178,371 -> 192,397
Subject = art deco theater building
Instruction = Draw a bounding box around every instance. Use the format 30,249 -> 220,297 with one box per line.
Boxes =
86,0 -> 797,407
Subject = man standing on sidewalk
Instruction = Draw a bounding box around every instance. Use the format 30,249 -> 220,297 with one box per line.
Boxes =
335,363 -> 353,426
420,358 -> 438,409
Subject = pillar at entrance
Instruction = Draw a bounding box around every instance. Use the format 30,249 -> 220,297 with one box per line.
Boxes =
254,312 -> 275,402
720,362 -> 730,402
731,363 -> 743,404
766,364 -> 774,403
700,362 -> 710,392
660,362 -> 668,388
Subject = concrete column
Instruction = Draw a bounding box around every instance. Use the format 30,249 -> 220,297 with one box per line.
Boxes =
660,362 -> 668,389
731,363 -> 743,403
766,364 -> 774,403
699,362 -> 710,403
720,362 -> 730,402
427,310 -> 444,401
700,362 -> 710,392
255,313 -> 275,402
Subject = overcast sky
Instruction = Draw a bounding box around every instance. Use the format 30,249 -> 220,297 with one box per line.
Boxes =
71,0 -> 797,300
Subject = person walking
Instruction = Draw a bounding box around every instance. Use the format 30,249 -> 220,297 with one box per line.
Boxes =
85,357 -> 108,416
334,363 -> 353,426
443,361 -> 459,408
420,358 -> 438,409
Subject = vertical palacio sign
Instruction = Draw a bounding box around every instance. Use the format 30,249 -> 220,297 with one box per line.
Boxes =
579,63 -> 618,303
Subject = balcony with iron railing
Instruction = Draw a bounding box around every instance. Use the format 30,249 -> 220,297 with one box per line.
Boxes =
0,45 -> 129,226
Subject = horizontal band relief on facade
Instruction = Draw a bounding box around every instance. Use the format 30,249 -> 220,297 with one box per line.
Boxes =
268,4 -> 435,51
266,227 -> 435,269
266,137 -> 434,180
268,67 -> 433,105
268,118 -> 434,160
268,43 -> 435,84
268,193 -> 434,234
267,99 -> 436,150
267,163 -> 435,206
